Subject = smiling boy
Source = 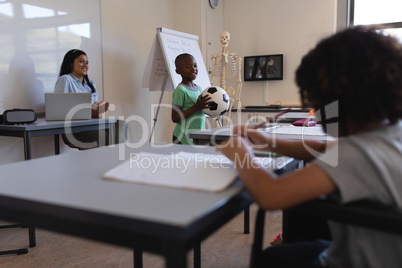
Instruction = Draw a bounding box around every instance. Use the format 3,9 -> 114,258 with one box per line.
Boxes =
171,53 -> 211,144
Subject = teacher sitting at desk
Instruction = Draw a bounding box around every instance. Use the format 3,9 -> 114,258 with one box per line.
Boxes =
54,49 -> 110,149
55,49 -> 109,117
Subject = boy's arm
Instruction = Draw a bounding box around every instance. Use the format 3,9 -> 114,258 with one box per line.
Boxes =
171,104 -> 199,123
171,94 -> 211,123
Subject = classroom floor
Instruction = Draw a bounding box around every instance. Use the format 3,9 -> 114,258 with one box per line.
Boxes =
0,204 -> 282,268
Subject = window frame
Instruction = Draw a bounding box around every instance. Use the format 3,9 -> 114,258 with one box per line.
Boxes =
349,0 -> 402,30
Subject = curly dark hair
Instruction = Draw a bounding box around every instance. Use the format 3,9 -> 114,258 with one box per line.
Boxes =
296,26 -> 402,128
59,49 -> 96,93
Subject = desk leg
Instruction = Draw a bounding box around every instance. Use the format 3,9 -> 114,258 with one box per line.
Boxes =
165,243 -> 187,268
194,243 -> 201,268
133,248 -> 143,268
105,128 -> 109,146
22,133 -> 37,250
23,132 -> 32,160
110,123 -> 115,145
54,135 -> 60,155
106,124 -> 114,146
29,226 -> 36,247
244,206 -> 250,234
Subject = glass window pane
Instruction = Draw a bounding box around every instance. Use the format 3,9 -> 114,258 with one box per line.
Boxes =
40,75 -> 58,93
0,33 -> 14,74
23,4 -> 55,19
59,23 -> 90,39
0,2 -> 14,18
30,53 -> 58,75
354,0 -> 402,25
26,28 -> 57,50
380,28 -> 402,43
58,24 -> 87,50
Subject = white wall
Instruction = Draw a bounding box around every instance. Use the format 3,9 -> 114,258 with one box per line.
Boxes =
100,0 -> 175,145
0,0 -> 337,164
101,0 -> 215,144
101,0 -> 336,144
223,0 -> 336,107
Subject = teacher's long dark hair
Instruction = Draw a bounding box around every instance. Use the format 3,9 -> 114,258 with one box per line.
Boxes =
59,49 -> 96,93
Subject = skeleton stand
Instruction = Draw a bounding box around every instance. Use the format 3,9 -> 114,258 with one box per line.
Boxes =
210,31 -> 243,126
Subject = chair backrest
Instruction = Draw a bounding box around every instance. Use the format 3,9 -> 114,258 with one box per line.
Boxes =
250,199 -> 402,268
289,199 -> 402,235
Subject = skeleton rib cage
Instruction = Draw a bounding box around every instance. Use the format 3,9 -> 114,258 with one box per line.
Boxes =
211,53 -> 239,78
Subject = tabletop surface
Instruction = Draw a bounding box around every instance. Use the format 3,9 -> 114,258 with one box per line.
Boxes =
189,124 -> 335,141
0,117 -> 117,131
0,143 -> 248,228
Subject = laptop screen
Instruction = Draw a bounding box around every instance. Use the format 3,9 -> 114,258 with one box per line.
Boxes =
45,93 -> 92,121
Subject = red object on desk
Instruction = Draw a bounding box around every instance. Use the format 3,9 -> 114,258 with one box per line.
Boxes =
254,108 -> 292,129
292,118 -> 316,126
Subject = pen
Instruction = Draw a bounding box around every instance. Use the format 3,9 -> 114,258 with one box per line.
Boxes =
254,108 -> 292,129
253,151 -> 280,158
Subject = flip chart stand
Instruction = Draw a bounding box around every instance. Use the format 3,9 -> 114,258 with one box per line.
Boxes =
149,74 -> 169,142
142,27 -> 211,143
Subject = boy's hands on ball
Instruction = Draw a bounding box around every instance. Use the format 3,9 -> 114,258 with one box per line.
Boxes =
195,94 -> 212,110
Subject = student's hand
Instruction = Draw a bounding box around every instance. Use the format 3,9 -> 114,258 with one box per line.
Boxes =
91,101 -> 110,118
233,124 -> 252,136
233,125 -> 271,150
216,136 -> 254,163
194,94 -> 212,110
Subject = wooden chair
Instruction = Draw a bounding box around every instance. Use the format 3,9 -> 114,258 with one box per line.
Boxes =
250,199 -> 402,268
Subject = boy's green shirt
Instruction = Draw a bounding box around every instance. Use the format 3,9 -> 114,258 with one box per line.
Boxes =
172,83 -> 205,144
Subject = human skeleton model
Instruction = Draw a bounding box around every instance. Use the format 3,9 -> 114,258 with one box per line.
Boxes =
210,31 -> 243,125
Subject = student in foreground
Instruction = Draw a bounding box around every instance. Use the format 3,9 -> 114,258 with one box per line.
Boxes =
171,53 -> 211,144
216,26 -> 402,267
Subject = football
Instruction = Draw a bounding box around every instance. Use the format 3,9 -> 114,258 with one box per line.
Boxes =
201,86 -> 230,117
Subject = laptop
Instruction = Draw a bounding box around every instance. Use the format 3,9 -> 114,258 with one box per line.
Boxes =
45,93 -> 92,121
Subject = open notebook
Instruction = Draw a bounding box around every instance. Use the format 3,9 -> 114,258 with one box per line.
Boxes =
103,152 -> 276,192
103,152 -> 237,192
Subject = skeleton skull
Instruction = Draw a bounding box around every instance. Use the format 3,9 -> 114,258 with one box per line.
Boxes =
219,31 -> 231,48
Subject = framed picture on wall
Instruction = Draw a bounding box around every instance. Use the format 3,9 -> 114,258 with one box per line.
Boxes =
244,54 -> 283,81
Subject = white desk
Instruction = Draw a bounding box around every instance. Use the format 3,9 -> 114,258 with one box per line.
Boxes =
190,124 -> 335,145
0,117 -> 117,254
0,118 -> 116,160
0,143 -> 298,268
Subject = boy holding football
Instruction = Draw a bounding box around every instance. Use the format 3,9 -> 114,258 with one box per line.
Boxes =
171,53 -> 211,144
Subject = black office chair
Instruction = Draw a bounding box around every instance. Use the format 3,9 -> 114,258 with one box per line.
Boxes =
62,118 -> 127,149
249,199 -> 402,268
